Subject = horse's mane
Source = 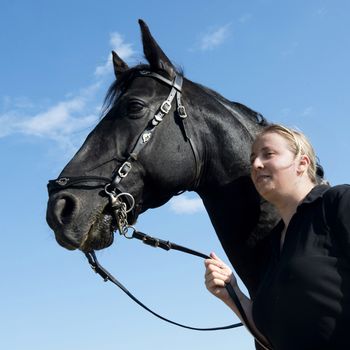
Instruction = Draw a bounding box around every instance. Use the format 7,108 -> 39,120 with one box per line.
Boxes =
196,84 -> 268,127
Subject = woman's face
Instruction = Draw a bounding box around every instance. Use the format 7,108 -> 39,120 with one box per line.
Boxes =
250,132 -> 300,201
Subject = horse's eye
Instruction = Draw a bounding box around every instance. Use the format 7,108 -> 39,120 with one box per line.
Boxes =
127,100 -> 145,114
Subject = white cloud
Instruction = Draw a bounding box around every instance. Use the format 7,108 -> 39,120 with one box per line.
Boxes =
95,32 -> 135,77
110,32 -> 134,59
199,24 -> 231,51
169,194 -> 205,214
0,83 -> 100,152
0,31 -> 134,152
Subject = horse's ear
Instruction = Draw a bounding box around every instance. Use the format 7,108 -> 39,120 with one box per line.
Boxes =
138,19 -> 176,79
112,51 -> 129,79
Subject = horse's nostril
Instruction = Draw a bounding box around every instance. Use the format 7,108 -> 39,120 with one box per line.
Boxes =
53,194 -> 78,225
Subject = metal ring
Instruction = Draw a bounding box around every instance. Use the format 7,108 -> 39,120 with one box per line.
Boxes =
115,192 -> 135,213
104,184 -> 116,196
122,225 -> 136,239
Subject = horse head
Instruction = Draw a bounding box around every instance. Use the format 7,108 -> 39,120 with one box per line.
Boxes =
46,20 -> 200,252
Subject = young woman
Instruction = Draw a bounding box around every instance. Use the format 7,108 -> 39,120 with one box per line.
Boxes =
205,124 -> 350,349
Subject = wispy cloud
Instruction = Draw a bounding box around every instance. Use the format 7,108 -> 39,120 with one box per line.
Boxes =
0,83 -> 101,152
1,31 -> 135,152
198,23 -> 232,51
95,32 -> 135,77
169,194 -> 205,214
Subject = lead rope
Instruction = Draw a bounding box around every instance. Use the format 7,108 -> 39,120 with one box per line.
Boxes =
91,191 -> 272,348
84,230 -> 272,348
130,230 -> 272,349
85,249 -> 242,331
86,189 -> 242,331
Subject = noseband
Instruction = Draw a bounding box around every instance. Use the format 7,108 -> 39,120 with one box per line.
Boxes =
47,69 -> 201,234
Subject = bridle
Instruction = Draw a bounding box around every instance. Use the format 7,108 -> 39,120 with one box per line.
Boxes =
47,69 -> 201,234
47,70 -> 274,342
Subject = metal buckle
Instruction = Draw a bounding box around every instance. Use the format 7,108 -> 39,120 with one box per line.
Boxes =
56,177 -> 69,186
177,105 -> 187,119
160,101 -> 172,114
118,161 -> 132,178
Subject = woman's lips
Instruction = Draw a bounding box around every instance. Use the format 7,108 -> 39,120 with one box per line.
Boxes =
256,174 -> 271,183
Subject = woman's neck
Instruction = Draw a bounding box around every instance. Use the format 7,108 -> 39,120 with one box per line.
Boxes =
273,181 -> 315,227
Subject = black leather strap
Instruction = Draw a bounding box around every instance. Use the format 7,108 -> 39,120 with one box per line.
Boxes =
131,230 -> 261,334
85,250 -> 243,331
128,230 -> 273,349
132,230 -> 209,259
226,282 -> 272,349
47,176 -> 111,194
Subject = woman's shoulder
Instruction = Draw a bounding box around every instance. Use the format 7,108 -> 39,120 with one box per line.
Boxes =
323,185 -> 350,256
322,185 -> 350,224
323,184 -> 350,201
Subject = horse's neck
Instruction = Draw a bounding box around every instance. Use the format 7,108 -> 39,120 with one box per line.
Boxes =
194,96 -> 260,188
198,177 -> 266,293
189,89 -> 276,294
198,175 -> 278,295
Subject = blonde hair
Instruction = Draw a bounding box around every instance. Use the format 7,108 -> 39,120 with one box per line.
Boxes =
255,124 -> 317,184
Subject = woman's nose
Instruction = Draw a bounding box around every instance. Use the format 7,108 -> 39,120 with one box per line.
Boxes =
252,157 -> 264,169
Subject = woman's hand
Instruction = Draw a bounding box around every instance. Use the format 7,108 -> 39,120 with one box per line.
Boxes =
204,252 -> 237,304
205,253 -> 271,349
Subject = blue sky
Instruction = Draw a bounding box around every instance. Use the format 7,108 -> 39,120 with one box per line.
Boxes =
1,1 -> 350,349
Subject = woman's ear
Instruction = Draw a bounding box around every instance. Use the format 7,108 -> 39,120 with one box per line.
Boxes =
297,154 -> 311,175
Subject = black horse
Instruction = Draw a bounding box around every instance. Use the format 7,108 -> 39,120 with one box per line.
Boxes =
46,20 -> 279,313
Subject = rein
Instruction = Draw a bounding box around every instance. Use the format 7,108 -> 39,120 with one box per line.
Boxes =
85,228 -> 244,331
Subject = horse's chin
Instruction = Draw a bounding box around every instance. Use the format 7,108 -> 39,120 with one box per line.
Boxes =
53,201 -> 140,252
80,213 -> 116,252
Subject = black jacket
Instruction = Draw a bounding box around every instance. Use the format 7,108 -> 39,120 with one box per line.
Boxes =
253,184 -> 350,350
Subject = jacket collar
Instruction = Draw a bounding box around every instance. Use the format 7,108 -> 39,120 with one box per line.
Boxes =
271,184 -> 331,237
298,184 -> 330,206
